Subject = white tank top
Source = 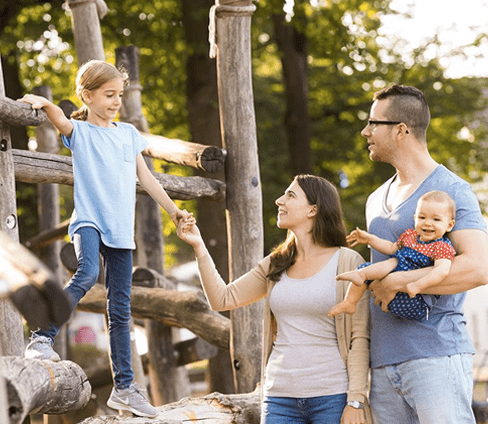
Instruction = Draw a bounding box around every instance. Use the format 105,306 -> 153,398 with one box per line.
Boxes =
264,250 -> 348,398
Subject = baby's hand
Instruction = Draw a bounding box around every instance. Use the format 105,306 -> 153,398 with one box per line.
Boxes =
17,94 -> 49,110
346,227 -> 370,247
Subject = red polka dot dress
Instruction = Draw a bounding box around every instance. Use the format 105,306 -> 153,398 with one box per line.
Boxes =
361,228 -> 456,320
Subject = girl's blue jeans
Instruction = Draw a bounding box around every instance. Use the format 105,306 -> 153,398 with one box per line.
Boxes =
36,226 -> 134,389
262,393 -> 347,423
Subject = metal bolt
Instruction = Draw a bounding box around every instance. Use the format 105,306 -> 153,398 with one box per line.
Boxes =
6,214 -> 16,230
251,177 -> 258,187
0,140 -> 7,152
233,359 -> 240,370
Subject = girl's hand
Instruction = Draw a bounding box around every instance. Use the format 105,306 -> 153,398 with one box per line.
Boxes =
17,94 -> 50,110
341,405 -> 365,424
346,227 -> 370,247
172,209 -> 194,226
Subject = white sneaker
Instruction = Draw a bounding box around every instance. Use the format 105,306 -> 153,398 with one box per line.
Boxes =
25,335 -> 60,362
107,383 -> 157,418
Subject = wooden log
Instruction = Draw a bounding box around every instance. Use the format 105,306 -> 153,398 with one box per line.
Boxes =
0,95 -> 47,127
0,61 -> 24,358
77,284 -> 230,351
0,230 -> 71,330
0,356 -> 91,424
24,219 -> 70,250
76,388 -> 260,424
12,149 -> 226,200
67,0 -> 105,65
142,132 -> 226,173
174,337 -> 218,366
214,0 -> 263,393
117,44 -> 191,404
473,401 -> 488,424
33,85 -> 69,360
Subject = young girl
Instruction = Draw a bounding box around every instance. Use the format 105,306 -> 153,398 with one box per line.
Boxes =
328,190 -> 456,320
178,175 -> 372,424
19,60 -> 193,418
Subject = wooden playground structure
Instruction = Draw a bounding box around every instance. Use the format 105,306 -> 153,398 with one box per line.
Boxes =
0,0 -> 265,422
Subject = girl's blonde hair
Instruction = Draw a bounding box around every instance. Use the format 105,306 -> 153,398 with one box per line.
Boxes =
71,60 -> 129,121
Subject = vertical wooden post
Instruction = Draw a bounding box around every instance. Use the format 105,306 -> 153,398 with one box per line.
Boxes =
33,85 -> 68,362
116,46 -> 190,404
66,0 -> 106,65
213,0 -> 263,393
0,52 -> 24,359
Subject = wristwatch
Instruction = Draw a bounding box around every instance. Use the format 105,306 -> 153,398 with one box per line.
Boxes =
347,401 -> 364,409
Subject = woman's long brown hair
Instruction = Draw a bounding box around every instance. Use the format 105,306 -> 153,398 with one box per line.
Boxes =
267,175 -> 347,282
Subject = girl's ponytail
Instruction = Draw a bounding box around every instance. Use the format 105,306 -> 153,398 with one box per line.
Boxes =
70,105 -> 89,121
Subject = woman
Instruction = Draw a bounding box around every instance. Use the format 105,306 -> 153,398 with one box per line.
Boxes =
178,175 -> 371,424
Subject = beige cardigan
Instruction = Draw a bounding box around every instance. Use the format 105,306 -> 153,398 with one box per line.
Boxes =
197,246 -> 372,422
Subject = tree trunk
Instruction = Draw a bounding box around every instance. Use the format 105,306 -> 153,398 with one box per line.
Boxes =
214,0 -> 263,393
272,13 -> 312,175
181,0 -> 234,395
0,356 -> 91,424
77,388 -> 260,424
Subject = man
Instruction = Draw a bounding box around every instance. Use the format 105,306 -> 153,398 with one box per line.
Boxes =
362,84 -> 488,424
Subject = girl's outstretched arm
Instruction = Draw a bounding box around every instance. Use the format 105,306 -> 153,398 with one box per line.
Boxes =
136,154 -> 193,225
18,94 -> 73,137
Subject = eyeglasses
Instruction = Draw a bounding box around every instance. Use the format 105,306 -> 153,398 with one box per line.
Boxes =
367,120 -> 403,127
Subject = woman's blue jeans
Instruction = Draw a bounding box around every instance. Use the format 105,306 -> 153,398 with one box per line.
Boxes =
36,226 -> 134,389
262,393 -> 347,423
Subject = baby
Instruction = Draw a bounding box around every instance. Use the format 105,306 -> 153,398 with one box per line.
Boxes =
328,190 -> 456,320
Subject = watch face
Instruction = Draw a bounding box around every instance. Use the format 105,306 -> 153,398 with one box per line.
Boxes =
347,401 -> 362,409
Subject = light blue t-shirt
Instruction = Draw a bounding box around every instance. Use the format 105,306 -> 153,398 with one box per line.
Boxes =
62,120 -> 149,249
366,165 -> 486,368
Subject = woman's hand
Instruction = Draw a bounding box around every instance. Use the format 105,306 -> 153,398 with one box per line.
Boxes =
341,405 -> 365,424
176,218 -> 206,254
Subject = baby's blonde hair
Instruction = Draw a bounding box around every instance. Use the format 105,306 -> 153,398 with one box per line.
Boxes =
71,60 -> 129,121
418,190 -> 456,219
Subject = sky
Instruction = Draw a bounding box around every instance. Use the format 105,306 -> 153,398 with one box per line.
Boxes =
379,0 -> 488,78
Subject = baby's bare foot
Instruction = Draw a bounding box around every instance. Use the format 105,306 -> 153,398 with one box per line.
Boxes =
328,301 -> 357,317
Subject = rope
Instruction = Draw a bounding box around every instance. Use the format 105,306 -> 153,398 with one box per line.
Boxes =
208,2 -> 257,58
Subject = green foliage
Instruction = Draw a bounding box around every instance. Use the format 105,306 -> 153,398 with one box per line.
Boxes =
4,0 -> 488,260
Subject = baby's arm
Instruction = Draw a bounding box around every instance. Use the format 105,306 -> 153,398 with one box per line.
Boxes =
17,94 -> 73,136
136,154 -> 193,226
347,227 -> 398,255
406,258 -> 452,298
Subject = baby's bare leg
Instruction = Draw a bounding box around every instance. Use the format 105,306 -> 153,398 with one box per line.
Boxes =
336,269 -> 367,287
328,284 -> 367,317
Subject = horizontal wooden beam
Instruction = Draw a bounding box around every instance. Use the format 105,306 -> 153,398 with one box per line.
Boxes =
0,357 -> 91,424
0,95 -> 47,126
142,132 -> 226,173
0,230 -> 71,330
77,284 -> 230,351
13,149 -> 226,200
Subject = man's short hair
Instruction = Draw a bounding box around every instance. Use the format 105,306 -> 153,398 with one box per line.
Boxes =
374,85 -> 431,142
